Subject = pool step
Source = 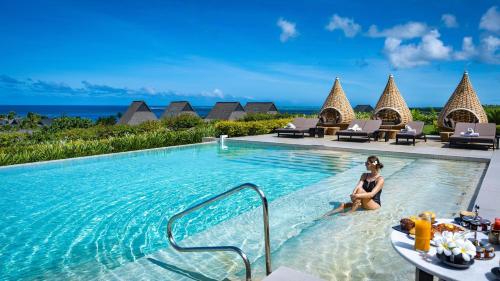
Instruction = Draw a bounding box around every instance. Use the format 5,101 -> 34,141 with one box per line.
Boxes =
263,267 -> 324,281
228,151 -> 364,174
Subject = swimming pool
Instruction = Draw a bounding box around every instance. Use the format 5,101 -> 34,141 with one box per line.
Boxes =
0,141 -> 487,280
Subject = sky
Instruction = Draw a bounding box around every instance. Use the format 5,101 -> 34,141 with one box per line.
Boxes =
0,0 -> 499,107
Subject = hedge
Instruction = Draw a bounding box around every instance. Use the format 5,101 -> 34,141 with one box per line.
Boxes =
0,126 -> 215,166
214,118 -> 291,137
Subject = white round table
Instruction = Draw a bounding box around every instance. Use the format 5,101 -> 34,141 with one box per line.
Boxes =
390,219 -> 500,281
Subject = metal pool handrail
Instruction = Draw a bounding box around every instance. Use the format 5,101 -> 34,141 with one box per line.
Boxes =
166,183 -> 272,281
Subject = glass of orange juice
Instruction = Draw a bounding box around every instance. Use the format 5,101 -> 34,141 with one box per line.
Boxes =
414,213 -> 432,252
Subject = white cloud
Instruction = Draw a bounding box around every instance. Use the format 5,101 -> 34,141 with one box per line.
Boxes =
367,22 -> 428,39
277,18 -> 298,42
479,35 -> 500,64
480,6 -> 500,33
201,88 -> 224,98
441,14 -> 458,28
325,14 -> 361,37
454,37 -> 477,60
383,30 -> 452,68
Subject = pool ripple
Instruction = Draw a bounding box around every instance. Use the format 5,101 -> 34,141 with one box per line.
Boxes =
0,143 -> 486,280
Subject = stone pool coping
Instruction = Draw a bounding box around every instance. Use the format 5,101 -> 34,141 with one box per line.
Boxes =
228,134 -> 499,220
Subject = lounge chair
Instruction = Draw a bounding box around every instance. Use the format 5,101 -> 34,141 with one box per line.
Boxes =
276,118 -> 318,138
395,121 -> 427,146
336,119 -> 382,142
449,122 -> 496,150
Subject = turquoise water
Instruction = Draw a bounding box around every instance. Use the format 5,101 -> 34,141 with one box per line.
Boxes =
0,142 -> 361,280
0,142 -> 487,280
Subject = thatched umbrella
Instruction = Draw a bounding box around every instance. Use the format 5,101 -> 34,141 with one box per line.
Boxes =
318,77 -> 355,126
373,74 -> 412,128
438,71 -> 488,131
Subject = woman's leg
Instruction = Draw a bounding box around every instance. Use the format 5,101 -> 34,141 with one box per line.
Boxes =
361,198 -> 381,210
346,188 -> 366,213
322,202 -> 353,217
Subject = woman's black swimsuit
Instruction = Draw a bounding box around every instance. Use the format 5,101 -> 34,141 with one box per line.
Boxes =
362,176 -> 382,206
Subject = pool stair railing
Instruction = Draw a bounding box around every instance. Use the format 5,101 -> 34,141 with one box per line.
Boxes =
167,183 -> 272,281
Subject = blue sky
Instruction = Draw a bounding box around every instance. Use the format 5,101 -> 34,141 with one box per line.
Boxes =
0,0 -> 499,106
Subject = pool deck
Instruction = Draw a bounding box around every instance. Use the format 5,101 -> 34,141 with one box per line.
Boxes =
228,134 -> 499,219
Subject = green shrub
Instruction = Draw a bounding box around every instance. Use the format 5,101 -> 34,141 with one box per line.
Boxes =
215,118 -> 291,137
485,108 -> 500,124
95,115 -> 117,126
240,113 -> 294,122
48,116 -> 94,132
411,109 -> 437,125
0,132 -> 31,147
162,114 -> 204,130
0,126 -> 215,166
355,112 -> 371,120
423,124 -> 439,135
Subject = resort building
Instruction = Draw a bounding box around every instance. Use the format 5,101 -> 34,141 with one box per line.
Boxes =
38,118 -> 53,127
318,77 -> 355,126
353,104 -> 374,113
244,102 -> 279,114
161,101 -> 199,119
205,102 -> 246,121
117,101 -> 158,125
373,74 -> 412,128
438,71 -> 488,131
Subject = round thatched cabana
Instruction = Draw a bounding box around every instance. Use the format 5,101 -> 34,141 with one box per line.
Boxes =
373,74 -> 412,128
438,71 -> 488,131
318,77 -> 355,126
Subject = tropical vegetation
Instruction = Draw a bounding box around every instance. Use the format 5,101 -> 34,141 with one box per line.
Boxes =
1,106 -> 499,166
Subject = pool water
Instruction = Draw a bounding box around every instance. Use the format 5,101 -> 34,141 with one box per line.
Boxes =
0,142 -> 486,280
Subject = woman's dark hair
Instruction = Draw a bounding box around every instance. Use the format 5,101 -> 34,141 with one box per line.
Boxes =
367,155 -> 384,169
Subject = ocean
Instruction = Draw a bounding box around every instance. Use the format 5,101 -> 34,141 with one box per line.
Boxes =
0,105 -> 321,120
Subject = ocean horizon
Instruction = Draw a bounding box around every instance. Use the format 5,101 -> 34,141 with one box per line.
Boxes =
0,104 -> 324,120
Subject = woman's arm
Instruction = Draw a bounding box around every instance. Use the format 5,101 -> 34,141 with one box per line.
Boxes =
353,177 -> 384,199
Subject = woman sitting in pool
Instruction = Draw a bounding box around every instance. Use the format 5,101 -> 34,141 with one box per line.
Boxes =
323,156 -> 384,217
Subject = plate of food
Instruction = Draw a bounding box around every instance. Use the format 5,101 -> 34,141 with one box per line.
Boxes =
432,223 -> 467,238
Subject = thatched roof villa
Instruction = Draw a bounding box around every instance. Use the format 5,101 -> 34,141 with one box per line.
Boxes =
244,102 -> 279,114
205,102 -> 246,121
118,101 -> 158,125
353,105 -> 374,113
161,101 -> 199,119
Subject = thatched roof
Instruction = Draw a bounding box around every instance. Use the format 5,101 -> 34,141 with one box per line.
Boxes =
205,102 -> 246,121
319,77 -> 355,124
118,101 -> 158,125
353,105 -> 374,112
438,71 -> 488,130
161,101 -> 198,118
244,102 -> 279,114
373,75 -> 412,126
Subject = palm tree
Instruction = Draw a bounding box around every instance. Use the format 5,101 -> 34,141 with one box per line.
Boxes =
7,111 -> 16,120
24,112 -> 42,128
